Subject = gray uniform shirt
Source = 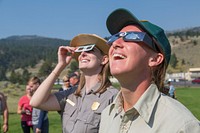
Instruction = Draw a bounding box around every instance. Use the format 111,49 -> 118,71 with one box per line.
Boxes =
100,84 -> 200,133
55,83 -> 118,133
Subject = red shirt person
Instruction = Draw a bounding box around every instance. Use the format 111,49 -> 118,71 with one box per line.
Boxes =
17,77 -> 38,133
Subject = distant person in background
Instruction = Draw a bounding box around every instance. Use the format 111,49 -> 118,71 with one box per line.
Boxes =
168,81 -> 176,99
74,70 -> 80,78
30,34 -> 119,133
30,76 -> 49,133
69,72 -> 79,88
0,92 -> 9,133
17,80 -> 34,133
59,75 -> 71,91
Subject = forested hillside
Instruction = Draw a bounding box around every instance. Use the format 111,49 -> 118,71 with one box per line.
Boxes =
1,26 -> 200,82
0,35 -> 70,82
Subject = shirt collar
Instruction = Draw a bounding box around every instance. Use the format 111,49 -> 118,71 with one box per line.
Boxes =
134,84 -> 160,123
108,84 -> 161,124
108,91 -> 123,115
82,82 -> 101,96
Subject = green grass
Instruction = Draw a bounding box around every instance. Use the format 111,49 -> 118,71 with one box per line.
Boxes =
0,82 -> 62,133
1,83 -> 200,132
8,112 -> 62,133
176,88 -> 200,120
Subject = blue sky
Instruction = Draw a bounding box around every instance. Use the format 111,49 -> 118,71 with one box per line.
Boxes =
0,0 -> 199,40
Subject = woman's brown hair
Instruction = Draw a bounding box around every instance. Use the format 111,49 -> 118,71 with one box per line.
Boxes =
151,57 -> 168,92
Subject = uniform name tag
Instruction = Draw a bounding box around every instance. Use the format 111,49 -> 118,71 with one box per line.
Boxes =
66,99 -> 75,106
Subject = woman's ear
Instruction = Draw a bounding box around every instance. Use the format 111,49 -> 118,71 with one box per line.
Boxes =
101,55 -> 109,65
149,53 -> 164,67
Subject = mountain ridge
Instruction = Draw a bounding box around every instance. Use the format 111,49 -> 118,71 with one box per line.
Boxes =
0,26 -> 200,81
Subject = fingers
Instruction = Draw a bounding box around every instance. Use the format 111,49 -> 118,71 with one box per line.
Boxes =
3,124 -> 8,133
58,46 -> 76,56
57,46 -> 76,65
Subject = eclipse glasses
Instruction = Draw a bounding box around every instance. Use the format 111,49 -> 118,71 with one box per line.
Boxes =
74,44 -> 95,53
107,32 -> 158,52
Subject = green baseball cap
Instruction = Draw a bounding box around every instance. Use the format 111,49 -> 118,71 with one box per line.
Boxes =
106,8 -> 171,65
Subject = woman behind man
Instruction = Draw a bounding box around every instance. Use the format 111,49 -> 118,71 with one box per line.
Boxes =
30,77 -> 49,133
30,34 -> 118,133
17,79 -> 34,133
59,75 -> 71,91
17,76 -> 49,133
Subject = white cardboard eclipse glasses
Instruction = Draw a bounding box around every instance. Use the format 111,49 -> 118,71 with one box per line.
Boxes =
74,44 -> 95,52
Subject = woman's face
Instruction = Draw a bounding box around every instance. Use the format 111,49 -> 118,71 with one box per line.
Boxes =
108,25 -> 153,78
78,47 -> 107,74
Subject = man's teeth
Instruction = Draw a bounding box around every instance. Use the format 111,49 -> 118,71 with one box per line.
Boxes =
113,53 -> 126,59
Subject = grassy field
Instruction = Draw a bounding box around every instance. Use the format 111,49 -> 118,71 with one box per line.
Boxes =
175,87 -> 200,119
1,83 -> 200,132
7,112 -> 62,133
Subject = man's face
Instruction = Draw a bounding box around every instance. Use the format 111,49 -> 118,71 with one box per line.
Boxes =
26,81 -> 39,95
69,76 -> 79,86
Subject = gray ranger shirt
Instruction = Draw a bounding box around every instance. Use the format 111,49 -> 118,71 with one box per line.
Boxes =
55,83 -> 118,133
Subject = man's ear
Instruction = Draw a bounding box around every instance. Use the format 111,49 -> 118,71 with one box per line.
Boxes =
101,55 -> 109,65
149,53 -> 164,67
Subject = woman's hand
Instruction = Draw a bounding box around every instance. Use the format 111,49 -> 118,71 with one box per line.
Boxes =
36,128 -> 41,133
57,46 -> 75,67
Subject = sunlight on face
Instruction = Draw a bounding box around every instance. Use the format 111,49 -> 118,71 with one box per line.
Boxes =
109,25 -> 151,78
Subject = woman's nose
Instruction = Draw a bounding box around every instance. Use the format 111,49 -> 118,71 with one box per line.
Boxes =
78,51 -> 87,60
80,51 -> 87,56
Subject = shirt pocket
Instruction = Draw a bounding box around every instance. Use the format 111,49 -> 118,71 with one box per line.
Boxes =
62,103 -> 77,123
86,109 -> 102,126
63,102 -> 77,117
85,100 -> 109,126
62,104 -> 77,132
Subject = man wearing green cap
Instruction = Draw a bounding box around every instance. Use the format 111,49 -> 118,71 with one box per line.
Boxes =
99,8 -> 200,133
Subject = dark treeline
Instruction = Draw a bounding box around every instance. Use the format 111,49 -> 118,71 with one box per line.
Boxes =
0,35 -> 70,82
167,26 -> 200,37
1,26 -> 200,82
